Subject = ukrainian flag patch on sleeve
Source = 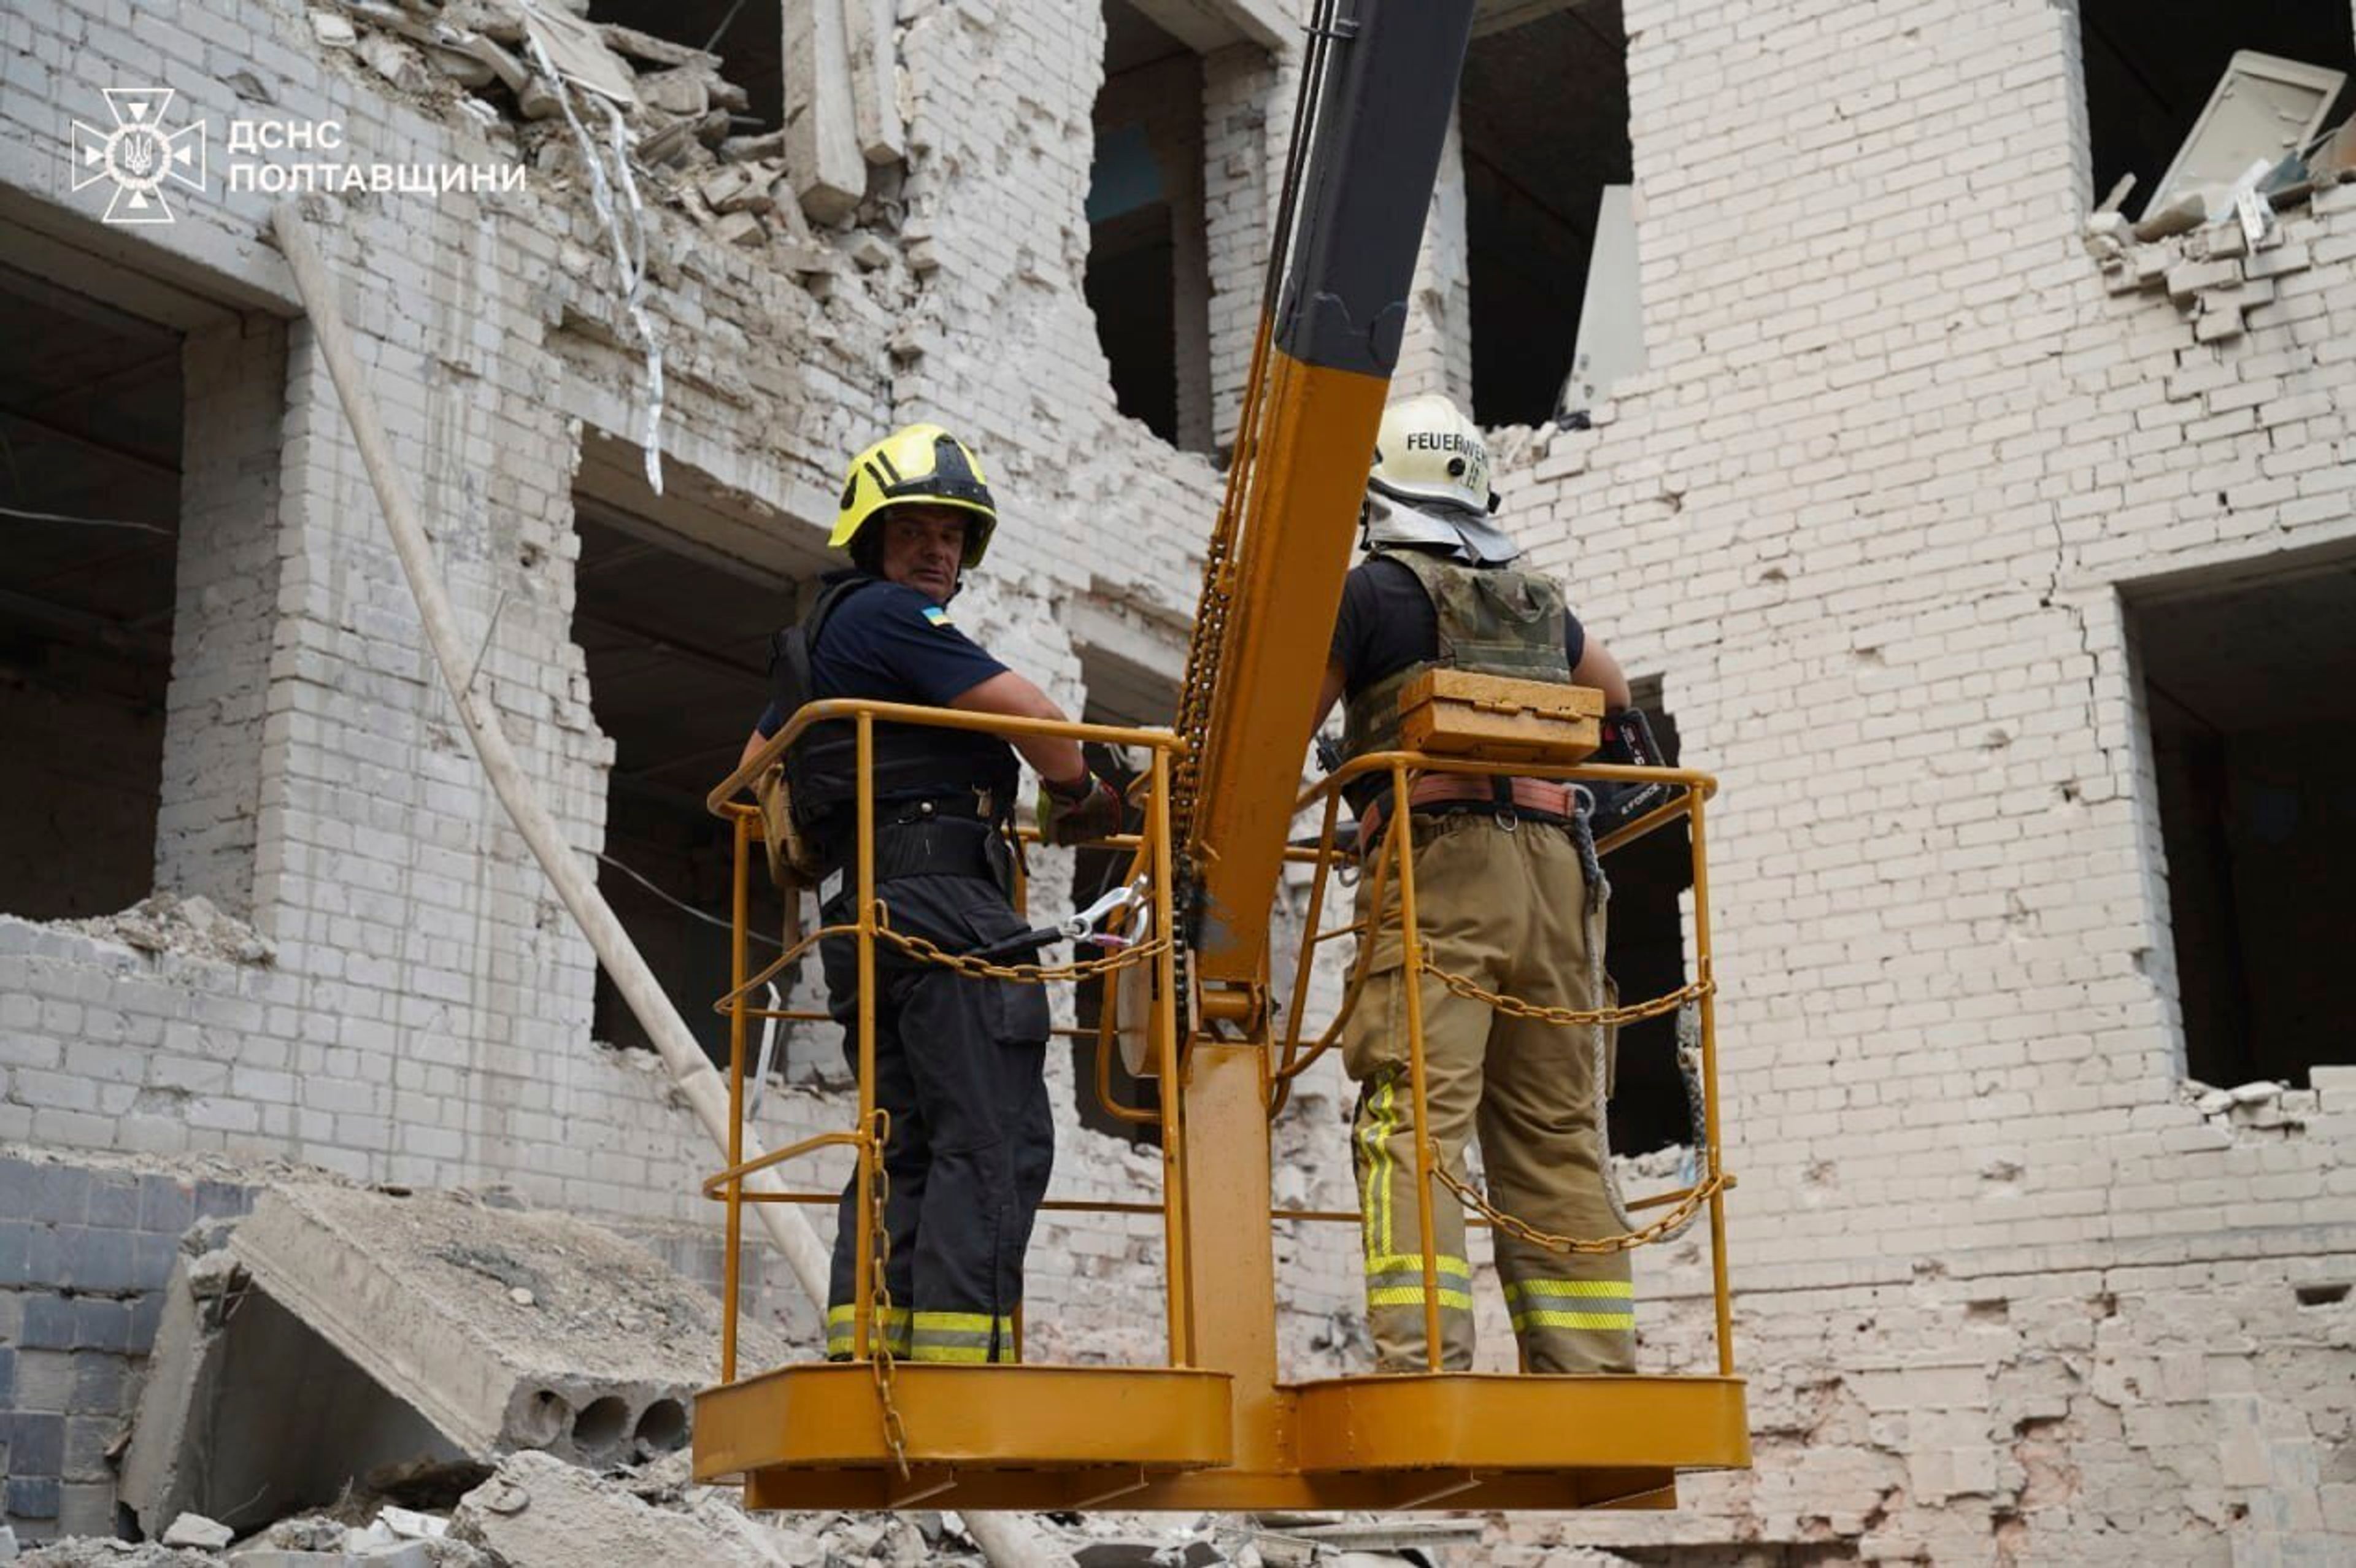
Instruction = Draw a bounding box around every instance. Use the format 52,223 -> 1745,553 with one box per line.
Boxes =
922,605 -> 953,628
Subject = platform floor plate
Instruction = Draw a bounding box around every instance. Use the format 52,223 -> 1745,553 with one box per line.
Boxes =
695,1362 -> 1234,1481
700,1366 -> 1746,1513
1293,1372 -> 1751,1474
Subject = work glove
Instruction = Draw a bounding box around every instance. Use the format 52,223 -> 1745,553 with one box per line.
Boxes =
1036,770 -> 1125,848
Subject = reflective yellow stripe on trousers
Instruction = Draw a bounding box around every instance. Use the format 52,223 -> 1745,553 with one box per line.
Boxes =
909,1310 -> 1015,1364
824,1304 -> 912,1358
1360,1073 -> 1473,1310
1502,1277 -> 1635,1333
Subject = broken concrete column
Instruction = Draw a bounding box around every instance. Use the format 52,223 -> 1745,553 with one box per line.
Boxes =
782,0 -> 866,221
843,0 -> 905,164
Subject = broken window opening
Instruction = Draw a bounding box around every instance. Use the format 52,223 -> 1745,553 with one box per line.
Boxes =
1087,0 -> 1215,453
1462,1 -> 1636,428
585,0 -> 782,133
574,501 -> 798,1067
2131,557 -> 2356,1091
1604,677 -> 1693,1158
2078,1 -> 2354,220
0,263 -> 182,921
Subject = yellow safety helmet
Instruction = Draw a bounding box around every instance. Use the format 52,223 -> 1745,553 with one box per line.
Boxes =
1369,393 -> 1497,515
830,423 -> 999,567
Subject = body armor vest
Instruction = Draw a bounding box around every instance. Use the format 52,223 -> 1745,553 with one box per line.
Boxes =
771,573 -> 1020,856
1339,545 -> 1573,764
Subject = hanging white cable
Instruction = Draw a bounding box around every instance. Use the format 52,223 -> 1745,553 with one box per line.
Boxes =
523,12 -> 666,496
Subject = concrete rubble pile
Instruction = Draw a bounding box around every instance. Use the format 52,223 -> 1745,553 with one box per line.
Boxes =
309,0 -> 901,256
12,1460 -> 1464,1567
6,1178 -> 1463,1567
60,896 -> 275,970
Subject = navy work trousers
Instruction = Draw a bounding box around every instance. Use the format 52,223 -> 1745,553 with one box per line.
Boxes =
820,872 -> 1053,1363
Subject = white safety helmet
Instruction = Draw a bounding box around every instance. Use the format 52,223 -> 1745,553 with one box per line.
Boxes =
1362,394 -> 1519,565
1369,393 -> 1497,516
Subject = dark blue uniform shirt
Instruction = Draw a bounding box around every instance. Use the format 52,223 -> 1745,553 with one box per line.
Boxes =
758,578 -> 1009,736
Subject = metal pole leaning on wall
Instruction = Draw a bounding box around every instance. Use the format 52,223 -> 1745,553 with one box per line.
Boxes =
271,202 -> 1069,1568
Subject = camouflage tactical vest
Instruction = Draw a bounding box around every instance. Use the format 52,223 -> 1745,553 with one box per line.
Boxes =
1339,545 -> 1572,763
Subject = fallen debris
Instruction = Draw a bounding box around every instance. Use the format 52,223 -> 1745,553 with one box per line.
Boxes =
156,1521 -> 230,1553
63,893 -> 275,966
13,1545 -> 220,1567
450,1451 -> 783,1567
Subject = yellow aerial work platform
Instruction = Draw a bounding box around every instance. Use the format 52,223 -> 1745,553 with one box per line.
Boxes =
692,699 -> 1747,1514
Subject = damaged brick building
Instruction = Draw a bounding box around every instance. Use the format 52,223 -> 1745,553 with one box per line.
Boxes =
1,0 -> 2352,1561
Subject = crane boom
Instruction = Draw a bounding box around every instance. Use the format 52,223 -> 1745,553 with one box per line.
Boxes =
1177,0 -> 1478,999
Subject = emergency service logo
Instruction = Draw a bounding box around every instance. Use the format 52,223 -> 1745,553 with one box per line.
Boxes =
69,88 -> 209,225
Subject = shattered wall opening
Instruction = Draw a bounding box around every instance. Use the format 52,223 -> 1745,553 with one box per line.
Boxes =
1462,1 -> 1634,428
2078,0 -> 2355,217
1087,0 -> 1214,453
574,499 -> 798,1066
2131,555 -> 2356,1091
0,263 -> 183,921
586,0 -> 783,131
1606,678 -> 1693,1157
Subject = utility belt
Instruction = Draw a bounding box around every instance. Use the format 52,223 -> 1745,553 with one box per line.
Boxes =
1357,775 -> 1609,912
816,797 -> 1012,899
1355,774 -> 1593,849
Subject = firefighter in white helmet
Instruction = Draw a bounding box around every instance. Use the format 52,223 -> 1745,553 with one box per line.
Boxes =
1309,393 -> 1639,1374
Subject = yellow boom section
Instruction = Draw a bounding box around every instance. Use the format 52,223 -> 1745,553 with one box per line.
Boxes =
1173,0 -> 1481,1000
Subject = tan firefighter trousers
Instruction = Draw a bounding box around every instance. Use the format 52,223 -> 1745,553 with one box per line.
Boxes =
1342,810 -> 1634,1374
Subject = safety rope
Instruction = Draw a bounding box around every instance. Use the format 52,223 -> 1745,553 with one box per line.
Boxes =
862,1107 -> 910,1478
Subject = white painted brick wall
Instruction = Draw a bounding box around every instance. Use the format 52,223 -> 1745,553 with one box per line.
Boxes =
0,0 -> 2349,1556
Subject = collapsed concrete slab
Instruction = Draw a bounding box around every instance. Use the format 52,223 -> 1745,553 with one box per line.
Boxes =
121,1243 -> 469,1541
228,1186 -> 782,1465
120,1186 -> 784,1539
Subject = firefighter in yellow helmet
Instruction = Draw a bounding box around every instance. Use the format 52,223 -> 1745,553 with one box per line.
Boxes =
1308,393 -> 1640,1374
739,423 -> 1121,1365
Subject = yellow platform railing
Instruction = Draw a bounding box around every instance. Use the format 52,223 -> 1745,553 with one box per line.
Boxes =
702,701 -> 1190,1389
696,704 -> 1744,1508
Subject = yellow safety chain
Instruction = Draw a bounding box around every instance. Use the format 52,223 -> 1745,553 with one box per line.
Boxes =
1433,1160 -> 1725,1256
863,1106 -> 910,1478
1418,962 -> 1714,1029
1414,966 -> 1724,1252
871,914 -> 1172,985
